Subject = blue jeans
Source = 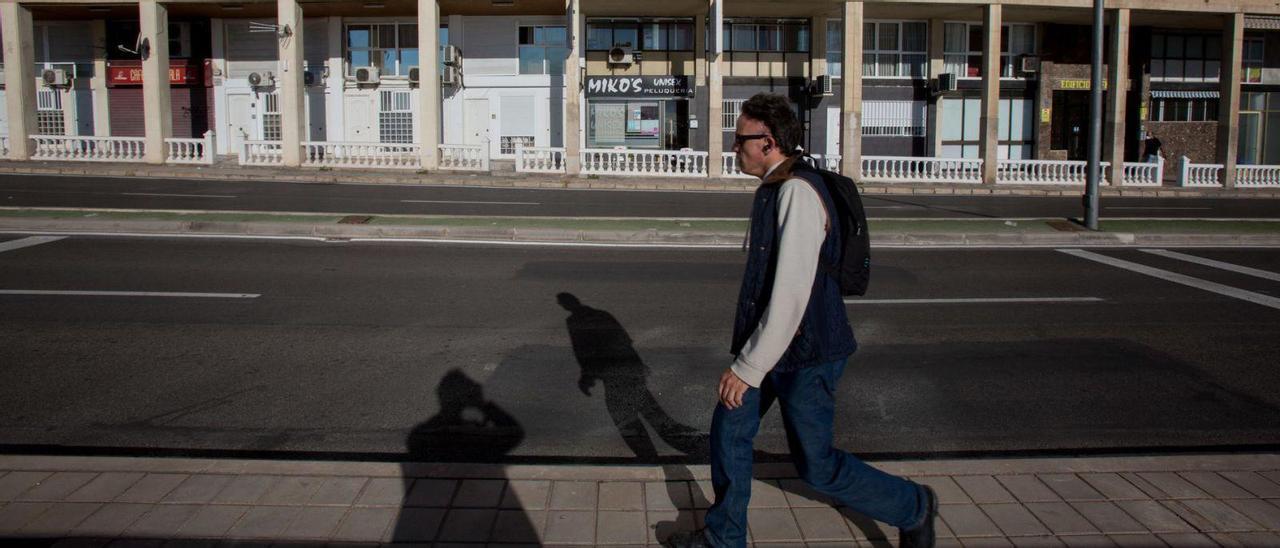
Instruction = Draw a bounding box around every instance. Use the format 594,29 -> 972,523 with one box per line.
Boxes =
703,358 -> 927,548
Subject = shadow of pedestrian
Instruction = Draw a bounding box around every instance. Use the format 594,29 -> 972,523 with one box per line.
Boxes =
391,369 -> 538,544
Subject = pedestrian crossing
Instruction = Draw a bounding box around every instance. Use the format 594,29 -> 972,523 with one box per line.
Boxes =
1059,248 -> 1280,311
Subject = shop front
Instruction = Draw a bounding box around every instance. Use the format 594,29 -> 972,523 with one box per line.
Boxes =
585,75 -> 693,150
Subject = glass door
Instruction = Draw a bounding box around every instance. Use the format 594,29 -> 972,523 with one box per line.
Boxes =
1239,111 -> 1262,165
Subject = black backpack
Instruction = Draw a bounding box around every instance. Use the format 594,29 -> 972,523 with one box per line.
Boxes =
790,158 -> 871,296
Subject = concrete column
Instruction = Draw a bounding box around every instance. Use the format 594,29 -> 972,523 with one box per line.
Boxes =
417,0 -> 440,169
695,12 -> 706,85
812,16 -> 828,83
326,17 -> 344,141
928,18 -> 944,156
90,20 -> 111,137
1,2 -> 37,159
706,5 -> 723,178
277,0 -> 305,166
979,5 -> 1001,184
1218,12 -> 1244,188
1105,9 -> 1130,185
564,0 -> 582,175
140,0 -> 172,164
840,1 -> 862,180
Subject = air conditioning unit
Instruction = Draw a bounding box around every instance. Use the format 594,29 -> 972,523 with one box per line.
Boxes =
247,71 -> 275,88
443,65 -> 461,86
303,70 -> 319,87
936,72 -> 957,93
408,66 -> 420,84
41,68 -> 70,87
354,66 -> 381,84
812,75 -> 833,96
1020,55 -> 1041,74
607,45 -> 634,66
443,45 -> 461,66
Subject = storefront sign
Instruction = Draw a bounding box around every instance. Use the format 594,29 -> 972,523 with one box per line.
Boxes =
107,62 -> 200,86
1058,79 -> 1108,91
585,76 -> 694,98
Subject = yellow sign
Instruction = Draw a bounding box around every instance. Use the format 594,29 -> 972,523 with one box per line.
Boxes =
1041,108 -> 1052,123
1059,79 -> 1108,91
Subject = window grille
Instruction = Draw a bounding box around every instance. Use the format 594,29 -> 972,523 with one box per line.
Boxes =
36,90 -> 65,136
379,90 -> 414,144
500,136 -> 535,155
723,99 -> 745,131
862,100 -> 926,137
261,93 -> 282,142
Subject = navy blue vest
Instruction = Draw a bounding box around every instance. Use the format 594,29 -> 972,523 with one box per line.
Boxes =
730,158 -> 858,373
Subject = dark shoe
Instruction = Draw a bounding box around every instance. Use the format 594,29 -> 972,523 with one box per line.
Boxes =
899,485 -> 938,548
664,528 -> 713,548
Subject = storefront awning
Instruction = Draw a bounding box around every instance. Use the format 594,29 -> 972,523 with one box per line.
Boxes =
1150,90 -> 1220,99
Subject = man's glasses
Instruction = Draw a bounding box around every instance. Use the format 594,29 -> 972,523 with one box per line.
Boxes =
733,133 -> 769,146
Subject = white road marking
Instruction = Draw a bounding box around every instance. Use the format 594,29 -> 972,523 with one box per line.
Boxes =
1105,207 -> 1213,210
1140,248 -> 1280,282
0,236 -> 65,253
0,290 -> 259,298
1058,248 -> 1280,311
400,199 -> 541,206
121,192 -> 238,199
844,297 -> 1104,305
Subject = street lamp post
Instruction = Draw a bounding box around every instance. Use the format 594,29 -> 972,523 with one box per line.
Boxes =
1085,0 -> 1104,230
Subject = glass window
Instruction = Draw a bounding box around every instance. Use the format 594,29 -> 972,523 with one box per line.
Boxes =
519,25 -> 566,74
346,23 -> 424,77
613,26 -> 638,48
587,25 -> 612,50
724,19 -> 808,52
671,23 -> 694,50
732,24 -> 755,51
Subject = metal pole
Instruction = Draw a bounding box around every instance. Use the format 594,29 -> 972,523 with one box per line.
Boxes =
1085,0 -> 1104,230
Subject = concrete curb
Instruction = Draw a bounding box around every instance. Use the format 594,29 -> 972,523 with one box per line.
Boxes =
3,218 -> 1280,246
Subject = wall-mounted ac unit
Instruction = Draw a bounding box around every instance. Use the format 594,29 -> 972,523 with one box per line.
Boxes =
607,45 -> 634,66
443,65 -> 461,86
1020,55 -> 1041,74
247,71 -> 275,88
355,66 -> 380,84
408,66 -> 420,84
812,75 -> 832,96
303,70 -> 319,87
41,68 -> 70,87
443,45 -> 461,66
936,72 -> 957,93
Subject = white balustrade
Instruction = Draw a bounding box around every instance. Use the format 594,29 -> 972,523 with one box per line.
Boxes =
1120,156 -> 1164,187
303,141 -> 420,169
582,148 -> 708,178
1236,164 -> 1280,188
0,135 -> 9,158
31,135 -> 147,162
862,156 -> 983,183
439,143 -> 489,171
515,144 -> 567,173
165,131 -> 216,165
997,159 -> 1109,185
1177,156 -> 1223,187
239,140 -> 285,166
720,153 -> 754,179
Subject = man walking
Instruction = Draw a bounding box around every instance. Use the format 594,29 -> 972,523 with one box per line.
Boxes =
665,93 -> 937,548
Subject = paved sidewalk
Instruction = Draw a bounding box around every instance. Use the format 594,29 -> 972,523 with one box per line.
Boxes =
1,453 -> 1278,546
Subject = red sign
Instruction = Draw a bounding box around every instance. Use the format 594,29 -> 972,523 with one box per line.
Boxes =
107,62 -> 200,86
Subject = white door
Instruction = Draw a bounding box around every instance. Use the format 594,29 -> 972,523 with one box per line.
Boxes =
345,95 -> 376,142
826,107 -> 841,157
227,94 -> 253,154
465,99 -> 490,147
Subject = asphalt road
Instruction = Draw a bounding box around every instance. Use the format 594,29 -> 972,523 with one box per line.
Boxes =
3,173 -> 1280,219
1,235 -> 1279,463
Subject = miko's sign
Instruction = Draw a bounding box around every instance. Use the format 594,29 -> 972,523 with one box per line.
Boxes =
585,76 -> 694,98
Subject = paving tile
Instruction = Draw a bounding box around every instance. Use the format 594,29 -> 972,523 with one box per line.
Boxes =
1007,537 -> 1066,547
1178,472 -> 1255,499
489,509 -> 544,543
67,473 -> 146,503
123,504 -> 201,537
595,510 -> 646,544
73,503 -> 154,537
50,539 -> 112,548
1056,535 -> 1118,547
162,475 -> 235,504
435,508 -> 498,542
404,478 -> 456,507
453,479 -> 506,508
645,509 -> 697,545
1024,502 -> 1101,535
18,473 -> 100,502
935,539 -> 965,548
105,540 -> 166,548
597,482 -> 643,510
938,504 -> 1002,537
1218,531 -> 1280,546
1069,502 -> 1147,535
1159,500 -> 1217,532
956,476 -> 1017,504
746,479 -> 790,509
386,507 -> 446,542
175,505 -> 249,538
225,505 -> 299,539
1179,499 -> 1263,531
0,471 -> 53,500
747,508 -> 803,541
645,481 -> 692,510
279,506 -> 347,540
549,481 -> 597,510
309,477 -> 368,506
752,544 -> 807,548
839,507 -> 891,542
1220,472 -> 1280,499
792,506 -> 854,541
1038,475 -> 1106,502
1105,534 -> 1165,547
1259,471 -> 1280,488
997,476 -> 1061,503
116,474 -> 189,504
1114,500 -> 1196,533
1134,473 -> 1208,500
981,503 -> 1052,536
544,510 -> 595,544
691,480 -> 714,509
960,538 -> 1014,547
331,507 -> 396,542
918,477 -> 973,504
501,480 -> 550,510
209,475 -> 277,505
261,476 -> 326,506
778,478 -> 836,508
18,502 -> 102,536
1154,532 -> 1219,547
1223,498 -> 1280,531
1076,474 -> 1149,502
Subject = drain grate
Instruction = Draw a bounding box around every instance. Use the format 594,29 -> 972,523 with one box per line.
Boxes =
338,215 -> 373,225
1046,219 -> 1087,232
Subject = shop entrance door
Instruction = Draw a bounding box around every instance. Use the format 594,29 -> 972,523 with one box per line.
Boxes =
465,99 -> 490,150
226,94 -> 253,153
1239,111 -> 1262,165
1052,91 -> 1092,161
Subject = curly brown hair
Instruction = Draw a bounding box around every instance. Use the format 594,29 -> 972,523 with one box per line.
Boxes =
739,93 -> 802,157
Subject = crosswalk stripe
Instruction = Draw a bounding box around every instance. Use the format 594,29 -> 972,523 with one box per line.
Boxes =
1140,249 -> 1280,283
0,236 -> 65,254
1058,248 -> 1280,311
